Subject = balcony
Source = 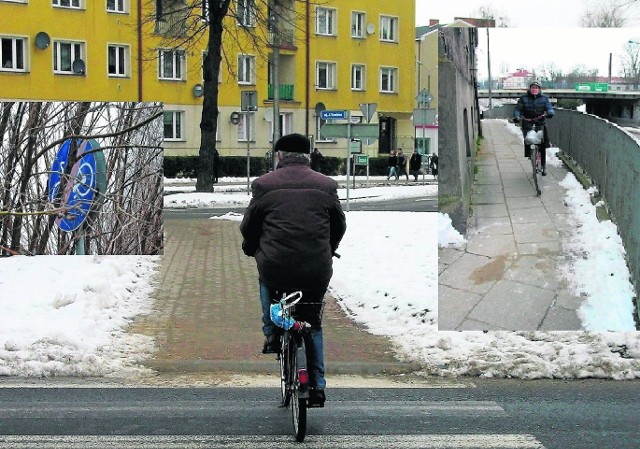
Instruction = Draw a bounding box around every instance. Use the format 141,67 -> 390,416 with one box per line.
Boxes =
268,84 -> 295,101
155,10 -> 188,37
267,29 -> 297,50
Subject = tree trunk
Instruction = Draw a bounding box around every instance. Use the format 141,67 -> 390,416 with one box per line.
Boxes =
196,0 -> 230,192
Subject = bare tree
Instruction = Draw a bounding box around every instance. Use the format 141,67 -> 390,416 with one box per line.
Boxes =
473,4 -> 512,27
581,0 -> 633,26
619,40 -> 640,85
0,102 -> 163,256
148,0 -> 322,192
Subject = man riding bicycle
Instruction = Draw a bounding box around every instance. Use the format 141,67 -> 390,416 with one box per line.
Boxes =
513,80 -> 554,175
240,133 -> 347,408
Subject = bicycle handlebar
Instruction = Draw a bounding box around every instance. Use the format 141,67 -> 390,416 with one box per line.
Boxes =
523,114 -> 546,122
280,291 -> 303,310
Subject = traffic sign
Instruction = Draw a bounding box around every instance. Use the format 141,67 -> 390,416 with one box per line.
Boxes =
319,123 -> 378,140
359,103 -> 377,123
320,110 -> 347,120
48,139 -> 105,233
241,90 -> 258,111
354,155 -> 368,165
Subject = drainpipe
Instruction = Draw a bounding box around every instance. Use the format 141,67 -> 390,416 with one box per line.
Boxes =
305,0 -> 310,137
137,0 -> 143,102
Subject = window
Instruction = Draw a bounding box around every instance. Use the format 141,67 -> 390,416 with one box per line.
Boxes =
316,7 -> 336,36
269,113 -> 293,142
53,0 -> 81,8
237,112 -> 255,142
158,49 -> 185,80
380,16 -> 398,42
108,44 -> 128,77
237,54 -> 255,84
351,64 -> 365,91
163,111 -> 184,140
316,117 -> 332,142
107,0 -> 125,13
380,67 -> 398,93
236,0 -> 255,27
53,40 -> 85,74
0,36 -> 26,72
316,61 -> 336,90
351,11 -> 365,38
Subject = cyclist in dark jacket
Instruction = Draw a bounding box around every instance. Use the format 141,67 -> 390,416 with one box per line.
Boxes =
240,133 -> 346,407
513,80 -> 554,175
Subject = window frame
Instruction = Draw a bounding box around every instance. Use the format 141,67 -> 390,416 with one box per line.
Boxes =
163,110 -> 185,141
106,0 -> 126,13
53,40 -> 85,75
380,15 -> 399,43
236,0 -> 256,27
0,35 -> 27,72
237,54 -> 255,85
237,112 -> 256,142
379,66 -> 398,93
107,43 -> 129,77
315,7 -> 336,36
158,48 -> 185,81
351,63 -> 365,91
316,61 -> 337,90
52,0 -> 82,9
269,112 -> 293,143
351,11 -> 365,39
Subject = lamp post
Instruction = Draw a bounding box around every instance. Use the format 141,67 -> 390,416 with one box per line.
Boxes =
269,2 -> 281,170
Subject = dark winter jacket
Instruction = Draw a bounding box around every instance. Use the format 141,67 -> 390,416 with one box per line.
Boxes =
387,155 -> 398,167
514,91 -> 555,130
409,152 -> 422,171
240,156 -> 347,291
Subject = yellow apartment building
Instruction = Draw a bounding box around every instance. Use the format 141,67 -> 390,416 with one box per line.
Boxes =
0,0 -> 415,158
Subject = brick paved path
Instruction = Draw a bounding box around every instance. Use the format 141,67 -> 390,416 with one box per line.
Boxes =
132,218 -> 413,377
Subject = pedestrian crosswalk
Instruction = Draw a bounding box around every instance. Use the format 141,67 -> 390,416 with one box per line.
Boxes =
0,434 -> 546,448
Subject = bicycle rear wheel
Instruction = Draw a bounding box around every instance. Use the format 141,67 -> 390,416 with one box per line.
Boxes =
291,338 -> 307,442
279,335 -> 291,407
531,145 -> 541,196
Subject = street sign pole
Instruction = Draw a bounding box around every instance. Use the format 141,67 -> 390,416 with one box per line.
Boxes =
345,110 -> 351,212
246,114 -> 251,195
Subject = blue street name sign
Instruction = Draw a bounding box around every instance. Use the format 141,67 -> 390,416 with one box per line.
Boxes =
320,110 -> 347,120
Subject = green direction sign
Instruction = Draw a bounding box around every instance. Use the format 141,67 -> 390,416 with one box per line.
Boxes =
354,155 -> 368,165
319,123 -> 378,140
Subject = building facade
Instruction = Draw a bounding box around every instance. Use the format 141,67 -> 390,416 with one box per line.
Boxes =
0,0 -> 415,159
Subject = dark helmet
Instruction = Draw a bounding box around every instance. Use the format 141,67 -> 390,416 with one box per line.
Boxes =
529,80 -> 542,89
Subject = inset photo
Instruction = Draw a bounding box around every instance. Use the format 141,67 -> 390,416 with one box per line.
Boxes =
0,102 -> 163,255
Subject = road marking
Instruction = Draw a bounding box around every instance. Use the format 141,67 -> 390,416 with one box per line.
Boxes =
0,400 -> 505,417
0,434 -> 546,448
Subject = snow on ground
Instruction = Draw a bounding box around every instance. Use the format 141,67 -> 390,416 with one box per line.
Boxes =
2,163 -> 640,379
0,256 -> 159,377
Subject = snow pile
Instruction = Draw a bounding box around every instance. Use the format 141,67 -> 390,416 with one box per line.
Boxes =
438,213 -> 466,248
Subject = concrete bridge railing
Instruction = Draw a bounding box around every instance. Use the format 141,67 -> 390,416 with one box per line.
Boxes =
483,106 -> 640,314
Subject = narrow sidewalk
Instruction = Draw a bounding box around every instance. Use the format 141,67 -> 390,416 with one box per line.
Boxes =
439,119 -> 584,331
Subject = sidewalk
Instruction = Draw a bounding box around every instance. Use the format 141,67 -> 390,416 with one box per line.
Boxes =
130,217 -> 418,380
438,120 -> 584,331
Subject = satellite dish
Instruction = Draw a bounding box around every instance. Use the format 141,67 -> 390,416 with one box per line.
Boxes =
366,23 -> 375,35
264,107 -> 273,122
72,59 -> 85,75
193,83 -> 204,97
35,32 -> 50,50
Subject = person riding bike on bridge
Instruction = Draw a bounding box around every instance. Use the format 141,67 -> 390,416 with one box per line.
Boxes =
240,133 -> 347,408
513,80 -> 555,175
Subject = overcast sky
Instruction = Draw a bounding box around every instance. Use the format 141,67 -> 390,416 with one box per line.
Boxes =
415,0 -> 640,27
476,27 -> 640,80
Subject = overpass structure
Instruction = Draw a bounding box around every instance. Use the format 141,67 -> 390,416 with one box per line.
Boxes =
478,89 -> 640,126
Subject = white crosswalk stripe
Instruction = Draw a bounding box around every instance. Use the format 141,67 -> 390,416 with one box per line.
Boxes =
0,434 -> 546,448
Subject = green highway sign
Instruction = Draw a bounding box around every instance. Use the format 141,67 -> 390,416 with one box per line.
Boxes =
319,123 -> 379,140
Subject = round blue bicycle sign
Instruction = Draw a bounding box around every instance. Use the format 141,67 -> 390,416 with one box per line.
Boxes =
48,139 -> 103,232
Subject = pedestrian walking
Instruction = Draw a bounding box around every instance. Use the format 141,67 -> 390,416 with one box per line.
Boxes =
396,149 -> 409,180
310,148 -> 323,172
430,153 -> 438,178
387,151 -> 398,180
213,149 -> 220,183
409,149 -> 422,181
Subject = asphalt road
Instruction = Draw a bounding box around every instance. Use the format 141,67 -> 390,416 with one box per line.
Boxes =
0,379 -> 637,448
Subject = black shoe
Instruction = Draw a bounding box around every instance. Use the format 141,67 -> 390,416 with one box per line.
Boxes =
308,388 -> 325,408
541,167 -> 547,176
262,334 -> 279,354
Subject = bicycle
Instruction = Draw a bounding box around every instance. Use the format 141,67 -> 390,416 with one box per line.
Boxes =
270,290 -> 324,442
521,114 -> 546,196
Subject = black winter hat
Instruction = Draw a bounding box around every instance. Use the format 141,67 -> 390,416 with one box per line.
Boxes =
274,133 -> 310,154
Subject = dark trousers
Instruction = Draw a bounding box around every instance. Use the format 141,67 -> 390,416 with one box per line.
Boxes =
522,125 -> 549,167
